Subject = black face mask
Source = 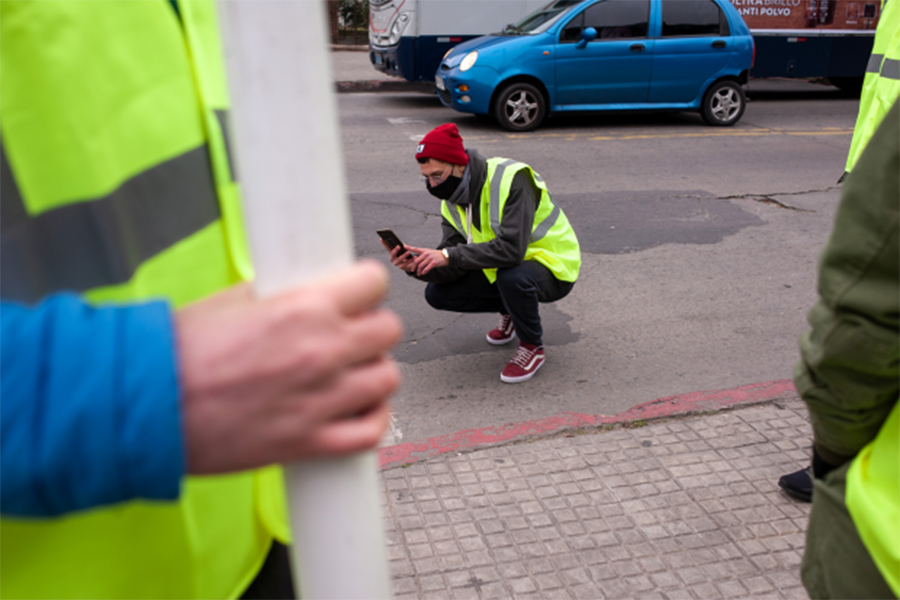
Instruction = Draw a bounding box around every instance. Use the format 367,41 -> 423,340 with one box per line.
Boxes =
427,175 -> 462,199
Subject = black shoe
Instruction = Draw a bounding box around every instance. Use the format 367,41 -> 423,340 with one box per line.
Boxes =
778,467 -> 813,502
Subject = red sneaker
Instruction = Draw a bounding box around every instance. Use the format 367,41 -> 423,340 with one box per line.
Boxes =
501,343 -> 545,383
486,314 -> 516,345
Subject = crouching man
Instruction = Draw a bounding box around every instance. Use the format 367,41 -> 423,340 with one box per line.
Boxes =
386,124 -> 581,383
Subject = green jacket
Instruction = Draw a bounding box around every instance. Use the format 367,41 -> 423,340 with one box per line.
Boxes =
795,99 -> 899,595
795,99 -> 899,468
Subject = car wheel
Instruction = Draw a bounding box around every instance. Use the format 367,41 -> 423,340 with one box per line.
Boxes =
701,81 -> 746,126
494,83 -> 546,132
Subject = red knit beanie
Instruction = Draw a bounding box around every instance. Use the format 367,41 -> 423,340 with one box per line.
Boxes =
415,123 -> 469,165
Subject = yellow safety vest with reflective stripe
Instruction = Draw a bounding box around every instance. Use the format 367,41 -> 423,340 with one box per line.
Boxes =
845,0 -> 900,174
0,2 -> 289,598
845,63 -> 899,592
440,158 -> 581,283
846,402 -> 900,597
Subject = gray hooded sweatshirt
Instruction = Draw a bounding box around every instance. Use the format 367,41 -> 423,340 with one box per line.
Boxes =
415,148 -> 542,284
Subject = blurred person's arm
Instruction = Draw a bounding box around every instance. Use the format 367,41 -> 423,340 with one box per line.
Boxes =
1,261 -> 402,517
1,295 -> 183,517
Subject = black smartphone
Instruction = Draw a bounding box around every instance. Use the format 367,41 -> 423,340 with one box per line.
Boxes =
377,229 -> 406,253
377,229 -> 418,257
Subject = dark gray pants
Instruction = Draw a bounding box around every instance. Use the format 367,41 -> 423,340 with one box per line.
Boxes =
424,261 -> 574,347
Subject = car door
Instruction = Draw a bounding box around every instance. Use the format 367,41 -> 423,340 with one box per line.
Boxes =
649,0 -> 733,103
554,0 -> 653,106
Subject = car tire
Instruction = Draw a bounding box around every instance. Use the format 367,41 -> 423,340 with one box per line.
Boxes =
494,82 -> 546,132
701,80 -> 746,126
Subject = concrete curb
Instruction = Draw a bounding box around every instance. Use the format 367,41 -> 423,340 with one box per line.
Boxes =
335,79 -> 435,94
378,379 -> 798,470
330,44 -> 369,52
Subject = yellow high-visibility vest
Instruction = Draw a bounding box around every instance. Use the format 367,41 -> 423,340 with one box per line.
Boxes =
845,0 -> 900,174
0,2 -> 289,597
440,158 -> 581,283
847,402 -> 900,597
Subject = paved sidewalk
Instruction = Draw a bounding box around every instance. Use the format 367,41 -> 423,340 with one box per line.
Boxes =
379,397 -> 813,599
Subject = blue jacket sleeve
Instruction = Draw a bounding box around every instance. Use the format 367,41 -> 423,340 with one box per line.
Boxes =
1,294 -> 184,517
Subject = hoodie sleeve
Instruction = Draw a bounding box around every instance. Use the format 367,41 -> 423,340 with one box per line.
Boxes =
446,170 -> 539,271
1,294 -> 184,517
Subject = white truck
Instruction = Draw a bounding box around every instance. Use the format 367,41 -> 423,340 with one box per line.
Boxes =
369,0 -> 882,90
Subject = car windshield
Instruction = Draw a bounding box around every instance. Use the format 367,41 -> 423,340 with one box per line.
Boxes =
501,0 -> 584,35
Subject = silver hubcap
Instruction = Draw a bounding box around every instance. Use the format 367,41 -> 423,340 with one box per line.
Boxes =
504,90 -> 539,126
710,88 -> 741,122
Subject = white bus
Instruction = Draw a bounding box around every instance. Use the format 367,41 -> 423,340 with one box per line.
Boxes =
369,0 -> 549,82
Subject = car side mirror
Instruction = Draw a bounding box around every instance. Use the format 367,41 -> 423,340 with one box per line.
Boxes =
575,27 -> 597,49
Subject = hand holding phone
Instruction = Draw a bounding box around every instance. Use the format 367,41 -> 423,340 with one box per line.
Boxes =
377,229 -> 407,254
377,229 -> 419,273
377,229 -> 419,257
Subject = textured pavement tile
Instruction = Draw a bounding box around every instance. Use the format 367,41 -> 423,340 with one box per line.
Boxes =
690,581 -> 724,599
384,400 -> 813,599
664,589 -> 697,600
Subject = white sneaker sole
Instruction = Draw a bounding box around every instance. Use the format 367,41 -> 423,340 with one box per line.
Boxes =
500,357 -> 544,383
486,330 -> 516,345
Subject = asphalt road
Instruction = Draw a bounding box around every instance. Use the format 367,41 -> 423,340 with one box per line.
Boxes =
336,83 -> 859,445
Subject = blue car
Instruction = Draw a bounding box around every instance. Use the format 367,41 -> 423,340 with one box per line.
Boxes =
435,0 -> 754,131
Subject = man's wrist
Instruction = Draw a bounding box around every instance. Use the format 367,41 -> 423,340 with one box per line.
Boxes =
441,248 -> 450,261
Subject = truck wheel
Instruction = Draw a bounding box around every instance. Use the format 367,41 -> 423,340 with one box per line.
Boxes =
829,77 -> 863,95
494,83 -> 546,132
701,81 -> 746,126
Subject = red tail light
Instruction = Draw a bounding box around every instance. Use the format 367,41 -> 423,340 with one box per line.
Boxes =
752,41 -> 756,69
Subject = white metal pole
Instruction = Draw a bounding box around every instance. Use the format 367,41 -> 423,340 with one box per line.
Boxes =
218,1 -> 392,598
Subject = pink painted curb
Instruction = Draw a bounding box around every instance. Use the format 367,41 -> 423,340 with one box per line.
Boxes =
378,379 -> 797,469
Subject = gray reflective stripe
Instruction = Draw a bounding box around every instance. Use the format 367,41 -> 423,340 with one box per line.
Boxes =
443,203 -> 464,233
0,143 -> 27,229
490,159 -> 517,231
867,53 -> 884,74
531,201 -> 561,243
881,58 -> 900,80
214,109 -> 238,181
1,144 -> 221,303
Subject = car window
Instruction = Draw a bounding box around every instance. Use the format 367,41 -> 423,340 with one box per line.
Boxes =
560,12 -> 585,42
505,0 -> 584,35
561,0 -> 650,42
661,0 -> 730,37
